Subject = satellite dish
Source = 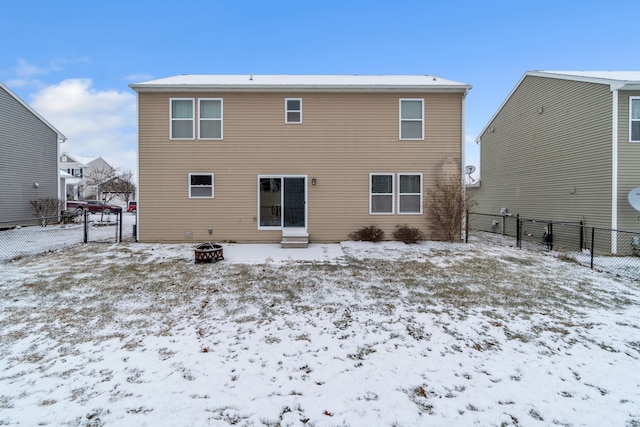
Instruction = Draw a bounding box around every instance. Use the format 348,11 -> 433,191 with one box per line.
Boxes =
629,187 -> 640,212
465,165 -> 476,175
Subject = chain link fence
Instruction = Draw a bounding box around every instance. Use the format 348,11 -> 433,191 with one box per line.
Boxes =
469,212 -> 640,281
0,211 -> 128,262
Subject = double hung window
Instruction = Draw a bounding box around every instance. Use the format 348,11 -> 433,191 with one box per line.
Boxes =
189,173 -> 214,198
400,99 -> 424,140
170,99 -> 194,139
370,174 -> 394,214
370,173 -> 423,215
199,99 -> 223,139
285,98 -> 302,123
631,97 -> 640,142
398,174 -> 422,214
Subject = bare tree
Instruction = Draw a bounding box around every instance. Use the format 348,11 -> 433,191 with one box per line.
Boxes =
84,166 -> 117,202
102,168 -> 136,205
426,174 -> 477,242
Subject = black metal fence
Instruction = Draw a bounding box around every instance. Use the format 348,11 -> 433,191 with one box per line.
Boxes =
469,212 -> 640,281
0,210 -> 125,262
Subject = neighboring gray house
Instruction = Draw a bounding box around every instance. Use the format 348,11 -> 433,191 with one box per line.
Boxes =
0,82 -> 66,222
472,71 -> 640,250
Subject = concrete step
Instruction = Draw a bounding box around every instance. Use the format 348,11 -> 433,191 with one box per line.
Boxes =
281,230 -> 309,248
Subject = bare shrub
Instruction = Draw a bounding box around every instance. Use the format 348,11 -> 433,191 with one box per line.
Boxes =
348,225 -> 384,242
30,198 -> 63,223
393,225 -> 425,244
426,175 -> 477,242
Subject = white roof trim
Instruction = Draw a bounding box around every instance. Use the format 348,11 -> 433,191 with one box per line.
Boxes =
130,74 -> 472,93
528,71 -> 640,91
0,81 -> 67,142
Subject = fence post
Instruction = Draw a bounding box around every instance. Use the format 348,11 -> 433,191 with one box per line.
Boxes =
579,220 -> 584,251
117,210 -> 123,243
548,222 -> 553,251
516,214 -> 521,248
83,210 -> 88,243
465,209 -> 469,243
590,227 -> 595,270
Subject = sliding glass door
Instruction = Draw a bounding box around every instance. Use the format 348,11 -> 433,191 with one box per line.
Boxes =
258,176 -> 306,229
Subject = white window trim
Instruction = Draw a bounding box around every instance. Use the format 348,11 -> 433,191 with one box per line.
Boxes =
188,173 -> 214,199
630,96 -> 640,142
199,98 -> 224,140
285,98 -> 303,124
369,173 -> 394,215
398,173 -> 423,215
170,98 -> 195,140
399,98 -> 424,140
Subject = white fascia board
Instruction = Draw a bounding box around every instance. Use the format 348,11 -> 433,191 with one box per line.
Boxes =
529,71 -> 640,92
129,84 -> 471,94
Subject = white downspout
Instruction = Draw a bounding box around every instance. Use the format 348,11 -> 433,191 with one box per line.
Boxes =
611,89 -> 619,253
461,89 -> 469,240
461,90 -> 468,180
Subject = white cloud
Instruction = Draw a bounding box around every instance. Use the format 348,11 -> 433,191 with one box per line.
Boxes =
6,57 -> 91,90
15,58 -> 48,78
125,73 -> 155,83
30,79 -> 138,176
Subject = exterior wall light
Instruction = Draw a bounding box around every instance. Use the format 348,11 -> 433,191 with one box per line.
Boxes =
311,178 -> 317,185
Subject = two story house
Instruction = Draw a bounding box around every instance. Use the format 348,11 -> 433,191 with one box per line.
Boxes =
0,82 -> 66,222
472,71 -> 640,251
130,74 -> 471,245
60,153 -> 115,200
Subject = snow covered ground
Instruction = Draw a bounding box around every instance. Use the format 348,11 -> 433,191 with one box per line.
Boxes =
0,232 -> 639,426
0,212 -> 132,262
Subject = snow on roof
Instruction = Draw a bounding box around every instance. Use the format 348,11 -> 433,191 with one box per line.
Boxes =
529,71 -> 640,88
60,152 -> 111,167
61,153 -> 101,167
130,74 -> 472,92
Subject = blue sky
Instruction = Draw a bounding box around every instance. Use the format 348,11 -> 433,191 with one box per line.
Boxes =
1,0 -> 638,177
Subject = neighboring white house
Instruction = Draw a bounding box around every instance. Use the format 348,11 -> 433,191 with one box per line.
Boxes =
59,153 -> 114,200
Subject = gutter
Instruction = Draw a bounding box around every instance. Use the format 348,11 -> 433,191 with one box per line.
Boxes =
611,89 -> 619,253
128,83 -> 472,94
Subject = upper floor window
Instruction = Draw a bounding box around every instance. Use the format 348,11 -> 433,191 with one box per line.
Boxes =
199,99 -> 223,139
631,97 -> 640,142
67,168 -> 83,178
370,173 -> 394,214
171,99 -> 194,139
189,173 -> 214,198
398,173 -> 422,214
285,98 -> 302,124
400,99 -> 424,140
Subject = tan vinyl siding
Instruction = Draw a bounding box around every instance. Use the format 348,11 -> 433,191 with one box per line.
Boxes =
473,76 -> 613,227
617,90 -> 640,232
138,91 -> 464,242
